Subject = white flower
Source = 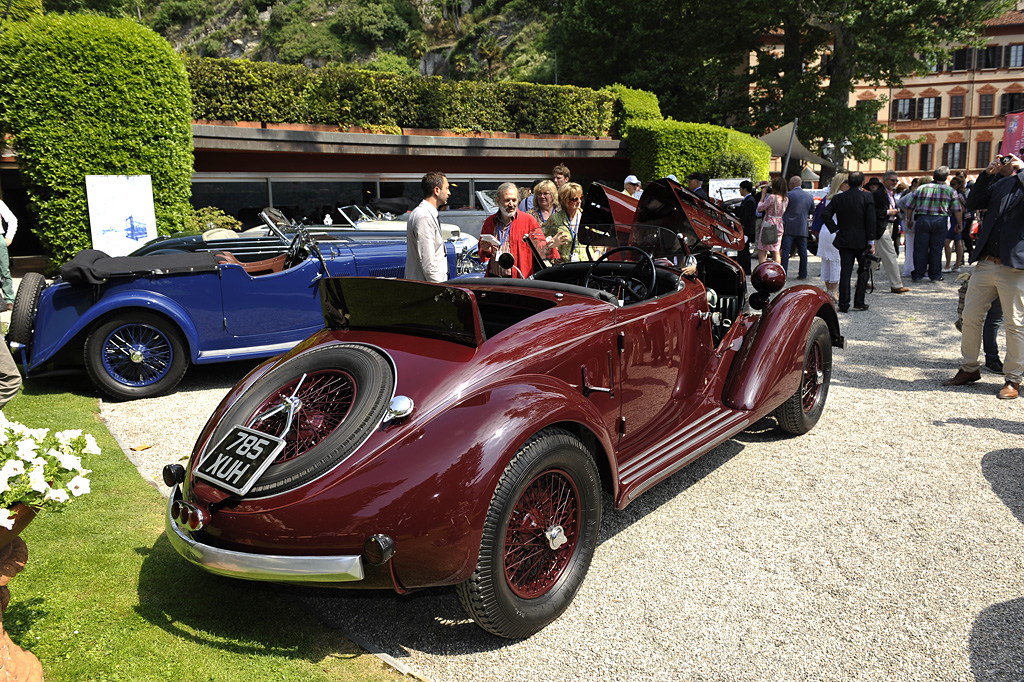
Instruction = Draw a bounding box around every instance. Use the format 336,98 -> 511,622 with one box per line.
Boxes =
83,434 -> 101,456
28,465 -> 47,494
15,438 -> 38,460
53,452 -> 83,473
45,487 -> 69,503
55,429 -> 83,446
0,509 -> 14,531
0,459 -> 23,479
67,476 -> 91,497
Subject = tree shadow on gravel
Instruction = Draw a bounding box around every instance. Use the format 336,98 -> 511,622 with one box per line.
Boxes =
970,448 -> 1024,681
286,436 -> 752,659
939,417 -> 1024,438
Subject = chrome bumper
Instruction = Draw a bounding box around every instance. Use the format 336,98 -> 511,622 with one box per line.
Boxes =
165,486 -> 364,583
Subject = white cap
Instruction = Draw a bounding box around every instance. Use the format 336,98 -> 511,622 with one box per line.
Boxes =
624,174 -> 641,186
667,174 -> 678,183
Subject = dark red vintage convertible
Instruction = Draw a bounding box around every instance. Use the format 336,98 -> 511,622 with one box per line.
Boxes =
163,179 -> 843,639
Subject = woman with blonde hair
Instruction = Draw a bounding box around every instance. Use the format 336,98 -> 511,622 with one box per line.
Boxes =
528,179 -> 559,225
755,176 -> 789,264
815,173 -> 848,303
542,182 -> 587,262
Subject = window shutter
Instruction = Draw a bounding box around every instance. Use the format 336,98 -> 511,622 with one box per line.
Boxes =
935,97 -> 941,119
1001,93 -> 1008,115
914,98 -> 922,119
1005,45 -> 1012,68
994,45 -> 1003,69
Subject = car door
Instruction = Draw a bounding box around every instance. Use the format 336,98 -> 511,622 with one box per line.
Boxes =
614,275 -> 715,457
217,258 -> 326,343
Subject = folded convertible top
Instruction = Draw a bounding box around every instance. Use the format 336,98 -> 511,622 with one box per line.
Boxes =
60,249 -> 220,287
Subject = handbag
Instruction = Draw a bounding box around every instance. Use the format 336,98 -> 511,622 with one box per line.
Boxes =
759,220 -> 778,245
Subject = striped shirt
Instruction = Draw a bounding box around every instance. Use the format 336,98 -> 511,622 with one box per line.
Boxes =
906,182 -> 959,217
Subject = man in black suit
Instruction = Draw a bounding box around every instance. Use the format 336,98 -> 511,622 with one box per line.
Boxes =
821,171 -> 877,312
943,153 -> 1024,399
735,180 -> 757,275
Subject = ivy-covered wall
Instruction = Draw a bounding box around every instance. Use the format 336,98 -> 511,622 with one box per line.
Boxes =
627,120 -> 771,183
0,15 -> 193,264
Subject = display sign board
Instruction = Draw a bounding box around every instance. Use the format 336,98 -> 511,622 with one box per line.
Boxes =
708,178 -> 750,203
85,175 -> 158,256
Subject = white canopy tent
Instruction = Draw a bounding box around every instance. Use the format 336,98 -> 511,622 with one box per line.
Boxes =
758,120 -> 830,169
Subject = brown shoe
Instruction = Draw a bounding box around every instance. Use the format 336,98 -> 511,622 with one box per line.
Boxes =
998,381 -> 1019,400
942,369 -> 982,386
890,286 -> 910,293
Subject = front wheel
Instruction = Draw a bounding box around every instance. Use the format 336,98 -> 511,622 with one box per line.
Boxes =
774,317 -> 831,434
456,428 -> 602,639
84,311 -> 189,401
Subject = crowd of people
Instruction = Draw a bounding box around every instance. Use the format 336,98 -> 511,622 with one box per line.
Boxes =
406,155 -> 1024,401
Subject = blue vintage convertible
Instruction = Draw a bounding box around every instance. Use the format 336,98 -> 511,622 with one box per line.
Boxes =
7,209 -> 471,401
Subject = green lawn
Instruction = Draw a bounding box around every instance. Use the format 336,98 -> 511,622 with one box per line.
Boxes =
3,375 -> 398,682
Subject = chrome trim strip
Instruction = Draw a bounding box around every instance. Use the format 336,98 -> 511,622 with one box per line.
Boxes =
624,418 -> 754,499
165,487 -> 364,582
620,415 -> 752,487
197,341 -> 298,359
620,407 -> 733,477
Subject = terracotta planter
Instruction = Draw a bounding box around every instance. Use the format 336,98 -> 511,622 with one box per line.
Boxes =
0,506 -> 42,682
0,507 -> 34,555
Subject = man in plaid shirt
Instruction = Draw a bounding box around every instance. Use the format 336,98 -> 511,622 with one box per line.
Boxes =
905,166 -> 962,282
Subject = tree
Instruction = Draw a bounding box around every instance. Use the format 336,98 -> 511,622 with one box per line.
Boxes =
750,0 -> 1014,183
478,34 -> 502,80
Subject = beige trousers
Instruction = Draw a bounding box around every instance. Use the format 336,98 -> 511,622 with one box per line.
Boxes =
960,260 -> 1024,384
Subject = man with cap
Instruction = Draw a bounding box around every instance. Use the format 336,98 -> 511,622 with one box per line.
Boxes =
687,172 -> 709,200
870,171 -> 911,293
624,175 -> 643,199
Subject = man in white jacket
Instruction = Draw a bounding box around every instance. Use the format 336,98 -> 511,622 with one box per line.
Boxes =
0,198 -> 16,311
405,172 -> 451,283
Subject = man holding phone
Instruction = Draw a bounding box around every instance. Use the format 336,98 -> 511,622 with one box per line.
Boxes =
943,151 -> 1024,399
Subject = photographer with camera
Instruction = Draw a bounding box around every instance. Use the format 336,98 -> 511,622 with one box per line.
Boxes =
821,171 -> 877,312
943,151 -> 1024,399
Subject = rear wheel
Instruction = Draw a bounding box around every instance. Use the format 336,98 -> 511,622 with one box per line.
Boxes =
8,272 -> 45,346
775,317 -> 831,434
205,343 -> 394,497
456,428 -> 601,639
84,311 -> 188,401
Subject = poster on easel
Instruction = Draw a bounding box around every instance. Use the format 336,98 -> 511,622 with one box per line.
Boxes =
85,175 -> 158,257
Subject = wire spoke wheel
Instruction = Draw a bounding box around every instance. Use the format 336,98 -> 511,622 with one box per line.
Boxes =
249,369 -> 357,465
503,468 -> 580,599
775,317 -> 832,435
801,339 -> 824,413
102,322 -> 174,386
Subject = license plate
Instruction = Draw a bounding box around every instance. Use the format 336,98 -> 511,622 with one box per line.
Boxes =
194,425 -> 286,496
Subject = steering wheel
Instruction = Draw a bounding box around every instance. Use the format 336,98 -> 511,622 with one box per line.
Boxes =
283,228 -> 309,269
583,246 -> 657,303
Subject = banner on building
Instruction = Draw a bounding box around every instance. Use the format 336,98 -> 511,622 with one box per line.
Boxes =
85,175 -> 158,257
1003,112 -> 1023,159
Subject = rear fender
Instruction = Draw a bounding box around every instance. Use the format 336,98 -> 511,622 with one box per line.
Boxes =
723,286 -> 839,412
377,374 -> 616,588
29,287 -> 200,369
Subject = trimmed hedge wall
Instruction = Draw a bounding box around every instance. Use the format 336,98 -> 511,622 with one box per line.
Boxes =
0,15 -> 193,264
605,84 -> 662,138
627,120 -> 770,183
186,58 -> 616,136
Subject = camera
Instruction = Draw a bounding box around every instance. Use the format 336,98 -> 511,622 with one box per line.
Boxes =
1000,155 -> 1013,164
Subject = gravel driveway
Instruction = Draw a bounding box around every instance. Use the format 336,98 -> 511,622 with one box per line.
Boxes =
101,262 -> 1024,682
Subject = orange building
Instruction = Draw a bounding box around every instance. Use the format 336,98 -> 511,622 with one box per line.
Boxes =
848,4 -> 1024,182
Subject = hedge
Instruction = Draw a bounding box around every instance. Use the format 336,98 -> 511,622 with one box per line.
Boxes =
604,84 -> 662,138
627,119 -> 771,184
186,58 -> 616,136
0,15 -> 193,264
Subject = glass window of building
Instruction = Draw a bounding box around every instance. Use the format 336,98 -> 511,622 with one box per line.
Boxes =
951,48 -> 971,71
977,141 -> 991,168
919,97 -> 940,119
942,142 -> 966,169
895,99 -> 914,120
980,45 -> 1002,69
949,95 -> 964,118
270,180 -> 375,223
919,144 -> 934,171
980,94 -> 995,117
1009,45 -> 1024,68
895,146 -> 909,171
190,180 -> 270,229
1001,93 -> 1024,115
